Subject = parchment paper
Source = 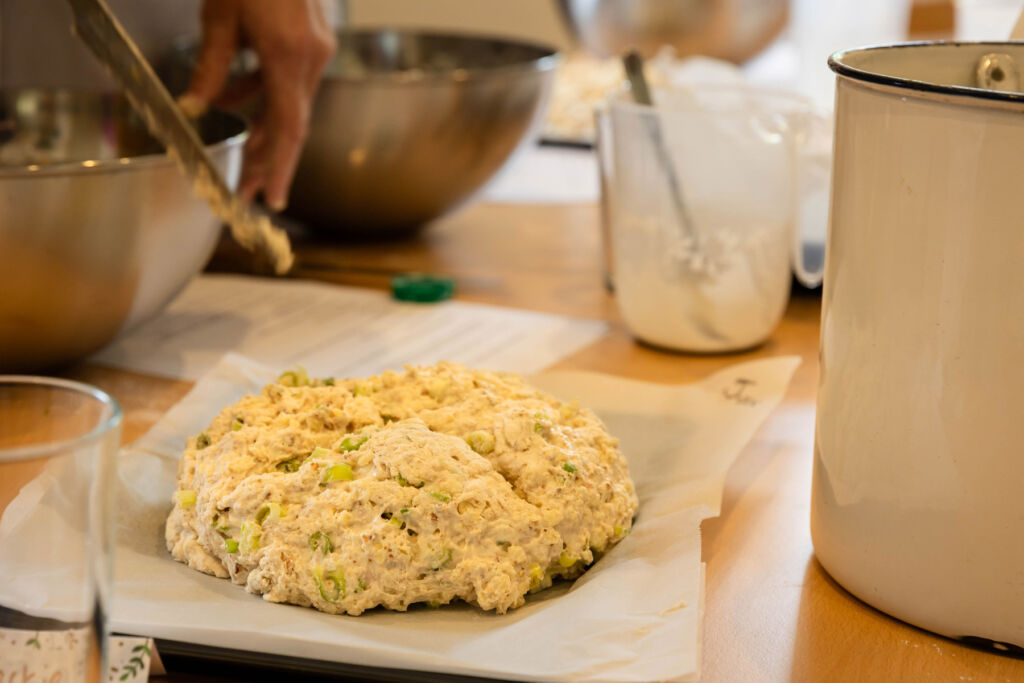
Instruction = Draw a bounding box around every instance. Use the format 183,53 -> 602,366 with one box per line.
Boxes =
2,353 -> 798,682
91,275 -> 608,382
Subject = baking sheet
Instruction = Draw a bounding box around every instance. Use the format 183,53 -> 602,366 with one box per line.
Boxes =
0,353 -> 798,682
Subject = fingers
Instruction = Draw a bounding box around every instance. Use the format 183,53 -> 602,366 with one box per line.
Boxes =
212,70 -> 263,110
219,0 -> 336,209
238,119 -> 269,204
247,1 -> 335,210
259,63 -> 312,211
181,0 -> 241,116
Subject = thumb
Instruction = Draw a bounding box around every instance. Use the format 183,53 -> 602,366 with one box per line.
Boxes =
181,0 -> 241,116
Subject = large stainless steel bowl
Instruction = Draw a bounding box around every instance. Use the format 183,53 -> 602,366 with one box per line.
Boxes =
286,29 -> 558,238
0,90 -> 246,372
557,0 -> 788,62
558,0 -> 716,58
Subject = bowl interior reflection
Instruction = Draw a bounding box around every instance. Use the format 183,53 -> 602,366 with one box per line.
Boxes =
0,90 -> 245,172
327,30 -> 556,77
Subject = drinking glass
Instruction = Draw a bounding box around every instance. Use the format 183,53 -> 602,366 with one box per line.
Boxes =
0,376 -> 121,682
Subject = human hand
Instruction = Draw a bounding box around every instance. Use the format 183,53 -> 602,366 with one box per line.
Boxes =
180,0 -> 336,211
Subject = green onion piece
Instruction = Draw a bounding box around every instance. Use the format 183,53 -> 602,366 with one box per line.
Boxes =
351,382 -> 372,397
225,538 -> 239,554
399,508 -> 409,515
240,522 -> 261,553
276,457 -> 301,473
464,430 -> 495,455
231,418 -> 243,432
322,377 -> 336,386
195,433 -> 211,449
320,463 -> 354,485
309,446 -> 331,460
429,491 -> 451,503
396,472 -> 424,488
496,540 -> 510,547
257,503 -> 283,524
175,489 -> 197,507
558,551 -> 576,568
357,578 -> 367,592
278,367 -> 310,387
532,412 -> 551,434
312,567 -> 345,602
309,531 -> 334,555
431,547 -> 453,571
562,462 -> 578,473
388,516 -> 403,528
528,563 -> 543,589
338,434 -> 368,452
613,525 -> 624,537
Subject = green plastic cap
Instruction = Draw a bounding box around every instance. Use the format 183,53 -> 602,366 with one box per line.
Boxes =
391,274 -> 455,303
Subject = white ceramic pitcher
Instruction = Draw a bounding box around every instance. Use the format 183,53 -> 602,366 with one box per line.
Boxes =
812,42 -> 1024,651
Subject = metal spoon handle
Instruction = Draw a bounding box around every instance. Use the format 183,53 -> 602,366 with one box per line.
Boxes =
621,51 -> 698,245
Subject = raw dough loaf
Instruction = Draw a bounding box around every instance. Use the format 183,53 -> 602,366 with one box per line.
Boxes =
165,363 -> 638,615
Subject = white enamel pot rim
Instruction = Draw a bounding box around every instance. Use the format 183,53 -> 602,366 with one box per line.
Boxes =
829,41 -> 1024,105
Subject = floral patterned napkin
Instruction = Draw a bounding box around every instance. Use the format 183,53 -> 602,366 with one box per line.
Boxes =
0,627 -> 159,681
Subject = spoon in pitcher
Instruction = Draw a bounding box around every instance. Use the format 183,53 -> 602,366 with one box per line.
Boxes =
621,51 -> 702,253
621,50 -> 730,280
621,50 -> 728,344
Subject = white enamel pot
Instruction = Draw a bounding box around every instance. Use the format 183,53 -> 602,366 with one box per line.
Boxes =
812,42 -> 1024,652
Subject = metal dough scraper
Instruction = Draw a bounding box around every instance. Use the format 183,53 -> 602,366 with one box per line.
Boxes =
64,0 -> 294,274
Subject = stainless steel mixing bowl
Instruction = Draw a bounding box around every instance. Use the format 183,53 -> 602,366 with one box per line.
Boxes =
285,29 -> 558,237
556,0 -> 788,62
557,0 -> 716,58
0,90 -> 246,371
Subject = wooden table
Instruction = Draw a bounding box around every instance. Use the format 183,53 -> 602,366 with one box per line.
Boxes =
65,202 -> 1023,682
